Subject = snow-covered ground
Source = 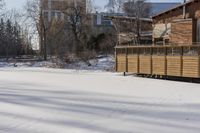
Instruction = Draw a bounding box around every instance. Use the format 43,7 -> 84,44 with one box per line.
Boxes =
0,55 -> 115,72
0,68 -> 200,133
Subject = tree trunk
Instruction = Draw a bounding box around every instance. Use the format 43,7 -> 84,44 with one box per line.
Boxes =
43,28 -> 47,60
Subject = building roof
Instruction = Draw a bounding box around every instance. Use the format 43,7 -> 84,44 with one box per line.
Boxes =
108,16 -> 152,22
152,0 -> 198,18
148,3 -> 181,16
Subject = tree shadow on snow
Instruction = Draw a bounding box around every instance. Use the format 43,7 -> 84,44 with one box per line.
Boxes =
0,82 -> 200,133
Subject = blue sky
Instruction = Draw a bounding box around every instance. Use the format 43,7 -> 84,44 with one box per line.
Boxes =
5,0 -> 184,10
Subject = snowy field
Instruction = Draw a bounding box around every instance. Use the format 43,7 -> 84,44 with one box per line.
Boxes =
0,55 -> 115,71
0,68 -> 200,133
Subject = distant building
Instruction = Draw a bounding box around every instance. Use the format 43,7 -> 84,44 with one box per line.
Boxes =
93,12 -> 126,26
40,0 -> 87,54
41,0 -> 87,22
92,2 -> 181,27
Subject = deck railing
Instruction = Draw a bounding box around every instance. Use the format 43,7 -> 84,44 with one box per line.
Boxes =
115,45 -> 200,78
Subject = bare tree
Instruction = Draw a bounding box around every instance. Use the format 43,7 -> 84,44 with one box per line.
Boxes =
123,0 -> 150,44
0,0 -> 4,11
25,0 -> 113,61
26,0 -> 87,60
86,0 -> 96,13
0,0 -> 29,57
0,0 -> 5,20
124,0 -> 150,17
61,1 -> 92,53
26,0 -> 48,60
105,0 -> 124,13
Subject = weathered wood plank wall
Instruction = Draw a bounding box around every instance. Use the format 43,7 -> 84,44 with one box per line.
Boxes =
116,46 -> 200,78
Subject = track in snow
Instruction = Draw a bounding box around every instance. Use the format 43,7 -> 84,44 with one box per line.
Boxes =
0,68 -> 200,133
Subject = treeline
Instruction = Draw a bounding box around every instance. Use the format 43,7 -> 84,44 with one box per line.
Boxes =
26,0 -> 116,61
0,18 -> 33,57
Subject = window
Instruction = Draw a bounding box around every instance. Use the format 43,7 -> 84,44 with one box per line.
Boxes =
57,12 -> 61,21
197,19 -> 200,42
51,11 -> 56,19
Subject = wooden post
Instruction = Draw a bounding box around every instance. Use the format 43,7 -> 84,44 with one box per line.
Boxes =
164,46 -> 167,75
198,47 -> 200,78
137,48 -> 139,74
150,47 -> 153,75
198,55 -> 200,78
115,48 -> 118,72
126,48 -> 128,73
138,48 -> 140,74
180,46 -> 184,77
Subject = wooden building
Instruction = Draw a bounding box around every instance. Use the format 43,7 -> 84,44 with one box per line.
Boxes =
115,0 -> 200,79
152,0 -> 200,45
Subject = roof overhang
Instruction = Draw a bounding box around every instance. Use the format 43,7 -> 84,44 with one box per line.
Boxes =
152,0 -> 199,19
107,16 -> 152,23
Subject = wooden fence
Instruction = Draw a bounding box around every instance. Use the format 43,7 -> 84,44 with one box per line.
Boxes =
116,45 -> 200,78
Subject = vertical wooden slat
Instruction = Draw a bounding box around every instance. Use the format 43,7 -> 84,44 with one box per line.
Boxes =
151,56 -> 152,75
198,47 -> 200,77
152,56 -> 166,75
125,48 -> 128,72
181,46 -> 183,76
138,48 -> 140,73
165,56 -> 166,75
167,56 -> 182,77
115,48 -> 117,72
127,55 -> 139,73
182,56 -> 199,78
198,56 -> 200,78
